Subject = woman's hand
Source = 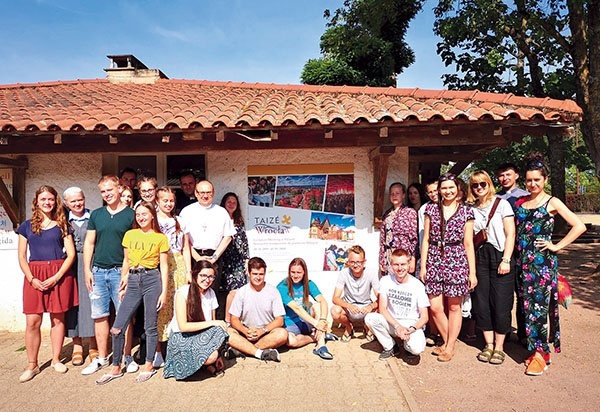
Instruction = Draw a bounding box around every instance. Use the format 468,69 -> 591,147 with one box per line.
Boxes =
31,277 -> 47,292
498,261 -> 510,275
213,320 -> 228,330
156,292 -> 166,311
314,318 -> 328,332
419,269 -> 427,284
535,238 -> 559,252
41,275 -> 59,290
468,273 -> 478,291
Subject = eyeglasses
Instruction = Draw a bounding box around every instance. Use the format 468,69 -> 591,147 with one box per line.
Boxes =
470,181 -> 488,189
196,191 -> 214,196
140,189 -> 156,194
348,260 -> 365,266
199,274 -> 216,281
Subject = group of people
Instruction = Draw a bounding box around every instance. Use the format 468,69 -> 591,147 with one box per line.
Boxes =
16,151 -> 585,384
378,152 -> 586,375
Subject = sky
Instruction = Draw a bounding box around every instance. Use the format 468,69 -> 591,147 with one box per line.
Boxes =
0,0 -> 446,89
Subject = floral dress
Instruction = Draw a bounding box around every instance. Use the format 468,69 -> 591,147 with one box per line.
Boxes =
379,205 -> 418,275
424,202 -> 474,297
221,223 -> 249,291
515,197 -> 560,353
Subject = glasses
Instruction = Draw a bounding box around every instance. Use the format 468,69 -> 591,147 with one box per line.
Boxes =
140,189 -> 156,194
196,191 -> 214,196
199,274 -> 216,281
527,160 -> 545,169
470,181 -> 488,189
439,174 -> 456,182
348,260 -> 365,266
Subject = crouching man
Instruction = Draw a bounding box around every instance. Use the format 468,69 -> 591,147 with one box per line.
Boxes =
365,248 -> 429,361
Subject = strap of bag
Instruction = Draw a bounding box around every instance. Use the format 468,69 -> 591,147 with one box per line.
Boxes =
484,198 -> 501,229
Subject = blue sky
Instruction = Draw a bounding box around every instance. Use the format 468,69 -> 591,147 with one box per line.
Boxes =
0,0 -> 445,89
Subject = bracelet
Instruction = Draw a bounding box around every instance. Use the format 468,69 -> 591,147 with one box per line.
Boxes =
319,318 -> 326,321
501,258 -> 510,264
29,277 -> 35,285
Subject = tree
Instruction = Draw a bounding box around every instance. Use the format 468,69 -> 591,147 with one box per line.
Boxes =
301,0 -> 424,86
434,0 -> 600,180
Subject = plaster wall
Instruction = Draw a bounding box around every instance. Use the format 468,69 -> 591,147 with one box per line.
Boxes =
1,147 -> 409,331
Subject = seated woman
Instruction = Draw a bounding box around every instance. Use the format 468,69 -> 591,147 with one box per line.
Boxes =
276,258 -> 334,360
163,261 -> 229,380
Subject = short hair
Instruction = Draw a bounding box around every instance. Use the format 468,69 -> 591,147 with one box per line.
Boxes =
179,171 -> 196,181
248,256 -> 267,271
391,248 -> 410,259
496,163 -> 519,175
196,180 -> 214,192
347,245 -> 365,258
63,186 -> 84,199
119,167 -> 137,178
388,182 -> 406,194
98,175 -> 119,186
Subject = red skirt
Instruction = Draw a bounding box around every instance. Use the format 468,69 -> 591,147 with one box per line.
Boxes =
23,259 -> 79,314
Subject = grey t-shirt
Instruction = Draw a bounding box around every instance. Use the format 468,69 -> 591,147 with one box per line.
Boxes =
335,268 -> 380,305
229,283 -> 285,328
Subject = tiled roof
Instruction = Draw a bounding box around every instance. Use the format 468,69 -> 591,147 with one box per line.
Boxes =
0,79 -> 582,134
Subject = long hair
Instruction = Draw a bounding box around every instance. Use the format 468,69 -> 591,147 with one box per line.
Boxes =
467,170 -> 495,205
133,201 -> 161,232
156,186 -> 181,233
287,257 -> 310,308
30,185 -> 68,236
119,185 -> 134,208
186,261 -> 215,322
220,192 -> 244,226
437,173 -> 458,247
407,182 -> 427,208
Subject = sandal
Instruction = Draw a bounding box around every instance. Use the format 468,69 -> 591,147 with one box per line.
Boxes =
325,332 -> 339,342
88,349 -> 99,361
313,346 -> 334,360
432,345 -> 445,356
135,369 -> 157,383
206,356 -> 225,377
489,350 -> 506,365
477,347 -> 494,363
437,350 -> 455,362
72,351 -> 84,366
341,327 -> 354,343
364,330 -> 375,342
95,372 -> 124,385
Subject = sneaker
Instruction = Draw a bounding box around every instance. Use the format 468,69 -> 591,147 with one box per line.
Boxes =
81,357 -> 109,375
125,355 -> 139,373
260,349 -> 280,362
525,352 -> 551,366
224,346 -> 246,360
19,367 -> 40,383
152,351 -> 164,368
525,352 -> 548,376
379,348 -> 394,360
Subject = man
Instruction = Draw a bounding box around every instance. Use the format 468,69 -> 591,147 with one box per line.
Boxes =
118,167 -> 137,190
418,179 -> 439,248
330,245 -> 379,342
175,171 -> 197,213
63,187 -> 97,366
81,175 -> 137,375
496,163 -> 528,345
365,249 -> 429,361
226,257 -> 288,362
496,163 -> 528,211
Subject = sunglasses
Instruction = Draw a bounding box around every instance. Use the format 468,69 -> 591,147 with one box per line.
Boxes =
439,174 -> 456,182
527,160 -> 545,169
471,181 -> 488,189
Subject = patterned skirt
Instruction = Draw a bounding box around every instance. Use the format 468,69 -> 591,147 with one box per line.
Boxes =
157,252 -> 188,342
163,326 -> 229,380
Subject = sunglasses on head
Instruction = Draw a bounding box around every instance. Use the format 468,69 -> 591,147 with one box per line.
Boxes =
471,181 -> 487,189
439,174 -> 456,182
527,160 -> 545,169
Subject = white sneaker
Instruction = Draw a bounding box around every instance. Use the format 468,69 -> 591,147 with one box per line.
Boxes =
153,351 -> 165,368
124,355 -> 139,373
81,357 -> 109,375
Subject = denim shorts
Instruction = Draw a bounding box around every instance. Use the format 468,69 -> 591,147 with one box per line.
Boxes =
89,266 -> 122,319
285,320 -> 313,336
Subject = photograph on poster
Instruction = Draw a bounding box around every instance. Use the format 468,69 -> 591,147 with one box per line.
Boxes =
309,211 -> 355,242
324,174 -> 354,215
274,175 -> 325,211
323,243 -> 349,271
248,176 -> 275,207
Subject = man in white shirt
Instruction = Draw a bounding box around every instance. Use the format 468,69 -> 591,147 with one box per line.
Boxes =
365,248 -> 429,361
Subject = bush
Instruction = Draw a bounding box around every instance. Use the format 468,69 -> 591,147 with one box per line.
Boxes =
565,194 -> 600,213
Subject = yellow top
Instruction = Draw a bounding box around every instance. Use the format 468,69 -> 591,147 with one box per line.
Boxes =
122,229 -> 170,269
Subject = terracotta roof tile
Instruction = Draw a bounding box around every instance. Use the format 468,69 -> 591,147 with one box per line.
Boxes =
0,79 -> 582,134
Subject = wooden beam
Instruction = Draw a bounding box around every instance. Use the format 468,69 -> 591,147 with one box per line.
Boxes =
0,176 -> 19,229
370,146 -> 396,226
448,161 -> 471,176
0,157 -> 28,168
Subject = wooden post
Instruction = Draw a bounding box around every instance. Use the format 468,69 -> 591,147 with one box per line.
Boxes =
370,146 -> 396,227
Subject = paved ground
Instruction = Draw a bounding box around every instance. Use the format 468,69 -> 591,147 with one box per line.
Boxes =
0,325 -> 416,412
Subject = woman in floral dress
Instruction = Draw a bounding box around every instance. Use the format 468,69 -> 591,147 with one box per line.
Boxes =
219,192 -> 250,323
380,182 -> 418,275
420,173 -> 476,362
515,152 -> 585,376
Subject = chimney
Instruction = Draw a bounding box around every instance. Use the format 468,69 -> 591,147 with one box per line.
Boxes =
104,55 -> 168,84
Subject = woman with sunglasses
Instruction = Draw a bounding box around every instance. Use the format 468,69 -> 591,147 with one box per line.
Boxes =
420,173 -> 476,362
467,171 -> 515,365
516,152 -> 585,376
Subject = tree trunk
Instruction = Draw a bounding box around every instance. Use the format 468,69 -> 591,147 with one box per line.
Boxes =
548,132 -> 568,234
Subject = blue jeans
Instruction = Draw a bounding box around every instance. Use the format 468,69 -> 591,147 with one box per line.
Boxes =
89,266 -> 122,319
111,269 -> 162,366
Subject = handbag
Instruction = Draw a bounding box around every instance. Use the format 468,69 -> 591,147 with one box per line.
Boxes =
557,273 -> 572,309
473,198 -> 500,249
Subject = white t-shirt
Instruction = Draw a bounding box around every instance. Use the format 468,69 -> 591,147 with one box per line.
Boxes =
335,267 -> 380,305
380,274 -> 429,323
228,283 -> 286,328
179,203 -> 235,249
472,197 -> 514,252
168,284 -> 218,333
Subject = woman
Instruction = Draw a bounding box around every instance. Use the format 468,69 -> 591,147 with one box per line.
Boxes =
516,152 -> 586,376
276,258 -> 333,359
163,261 -> 229,380
467,171 -> 515,365
406,183 -> 427,212
134,176 -> 158,209
380,182 -> 418,276
420,173 -> 476,362
156,187 -> 191,360
17,185 -> 77,382
219,192 -> 250,322
120,185 -> 134,208
95,201 -> 170,384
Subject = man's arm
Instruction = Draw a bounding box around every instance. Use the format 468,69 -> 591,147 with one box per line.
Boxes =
82,229 -> 96,292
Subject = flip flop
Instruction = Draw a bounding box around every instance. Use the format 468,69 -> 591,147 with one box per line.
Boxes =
365,331 -> 375,342
341,328 -> 354,343
313,346 -> 334,360
325,332 -> 339,342
135,369 -> 157,383
95,372 -> 124,385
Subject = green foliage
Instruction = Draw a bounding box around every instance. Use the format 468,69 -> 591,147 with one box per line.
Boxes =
301,0 -> 424,86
